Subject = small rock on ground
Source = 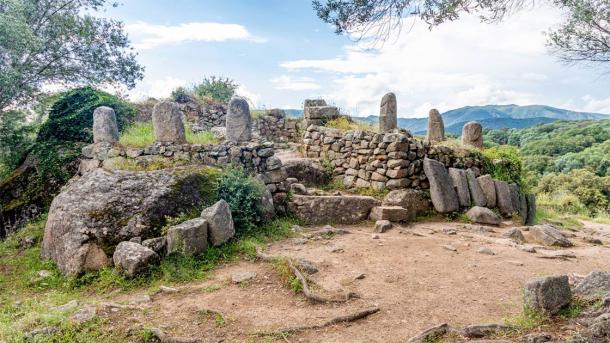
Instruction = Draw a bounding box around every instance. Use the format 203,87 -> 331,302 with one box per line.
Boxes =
231,271 -> 257,284
477,247 -> 496,255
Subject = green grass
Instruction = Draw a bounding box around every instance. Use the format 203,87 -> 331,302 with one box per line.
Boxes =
325,117 -> 377,132
119,122 -> 218,148
503,305 -> 550,333
0,215 -> 299,341
536,207 -> 584,231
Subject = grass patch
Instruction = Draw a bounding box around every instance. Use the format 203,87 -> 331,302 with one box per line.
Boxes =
119,122 -> 218,148
503,305 -> 550,333
536,207 -> 584,231
326,117 -> 377,132
0,215 -> 299,341
271,258 -> 303,294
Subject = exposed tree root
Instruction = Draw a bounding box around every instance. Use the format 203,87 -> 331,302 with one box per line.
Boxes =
256,247 -> 357,303
257,306 -> 380,336
150,327 -> 199,343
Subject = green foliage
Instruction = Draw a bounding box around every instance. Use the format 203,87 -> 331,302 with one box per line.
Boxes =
38,87 -> 135,143
504,305 -> 550,332
555,140 -> 610,176
186,127 -> 218,145
119,122 -> 218,148
0,110 -> 38,178
535,169 -> 610,215
216,167 -> 265,236
326,116 -> 376,131
191,76 -> 238,104
480,145 -> 523,186
0,0 -> 143,112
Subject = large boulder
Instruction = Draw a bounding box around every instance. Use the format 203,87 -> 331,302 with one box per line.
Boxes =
524,275 -> 571,315
466,207 -> 501,226
423,158 -> 459,213
41,168 -> 215,275
477,175 -> 496,208
466,169 -> 487,207
113,241 -> 159,278
382,189 -> 430,218
288,195 -> 379,224
200,200 -> 235,246
573,271 -> 610,301
282,158 -> 329,186
530,224 -> 573,247
448,168 -> 471,207
166,218 -> 208,256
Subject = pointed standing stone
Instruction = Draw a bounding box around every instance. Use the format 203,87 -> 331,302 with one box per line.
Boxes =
226,96 -> 252,143
152,101 -> 186,144
379,92 -> 397,132
427,109 -> 444,143
462,121 -> 483,148
466,169 -> 487,207
448,168 -> 471,207
92,106 -> 119,144
423,158 -> 459,213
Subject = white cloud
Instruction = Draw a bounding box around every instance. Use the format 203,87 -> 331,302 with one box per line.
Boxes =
129,77 -> 187,100
581,95 -> 610,113
127,21 -> 267,49
280,5 -> 568,117
270,75 -> 321,91
235,85 -> 262,108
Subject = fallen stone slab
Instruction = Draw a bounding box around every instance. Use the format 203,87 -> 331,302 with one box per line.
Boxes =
462,323 -> 513,338
382,189 -> 430,218
530,224 -> 573,247
288,195 -> 380,224
537,250 -> 576,260
524,275 -> 571,315
370,206 -> 413,222
374,220 -> 392,233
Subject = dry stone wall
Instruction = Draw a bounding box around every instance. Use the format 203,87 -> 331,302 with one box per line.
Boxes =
302,124 -> 485,191
253,111 -> 301,143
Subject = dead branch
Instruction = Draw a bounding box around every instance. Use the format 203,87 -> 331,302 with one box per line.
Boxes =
258,306 -> 380,336
256,247 -> 357,303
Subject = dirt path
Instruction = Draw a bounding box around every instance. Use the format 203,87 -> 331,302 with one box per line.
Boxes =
103,220 -> 610,342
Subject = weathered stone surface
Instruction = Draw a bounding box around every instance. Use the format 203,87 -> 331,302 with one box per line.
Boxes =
142,237 -> 166,256
42,168 -> 213,275
288,195 -> 379,224
423,158 -> 459,213
509,183 -> 521,214
304,99 -> 327,107
589,313 -> 610,341
375,220 -> 392,233
466,169 -> 487,207
226,96 -> 252,142
166,218 -> 208,256
112,241 -> 159,278
260,188 -> 276,223
92,106 -> 119,144
448,168 -> 471,207
466,207 -> 501,225
461,121 -> 483,148
524,275 -> 571,315
525,194 -> 536,226
231,271 -> 256,283
427,109 -> 445,143
282,158 -> 329,186
370,206 -> 412,222
406,323 -> 450,343
200,200 -> 235,246
503,228 -> 525,244
573,271 -> 610,301
382,189 -> 430,219
463,323 -> 512,338
379,92 -> 397,132
530,224 -> 573,247
477,175 -> 496,208
494,180 -> 514,216
152,101 -> 186,144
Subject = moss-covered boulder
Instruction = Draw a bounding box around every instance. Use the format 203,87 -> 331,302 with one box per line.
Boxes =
41,167 -> 218,275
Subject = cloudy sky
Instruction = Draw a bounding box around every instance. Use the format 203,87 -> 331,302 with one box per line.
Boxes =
106,0 -> 610,117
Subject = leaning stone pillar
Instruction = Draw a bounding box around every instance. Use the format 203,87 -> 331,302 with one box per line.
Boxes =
92,106 -> 119,144
379,92 -> 397,132
152,101 -> 187,144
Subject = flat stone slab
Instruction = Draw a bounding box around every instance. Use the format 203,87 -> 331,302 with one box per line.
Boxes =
370,206 -> 413,222
288,195 -> 380,224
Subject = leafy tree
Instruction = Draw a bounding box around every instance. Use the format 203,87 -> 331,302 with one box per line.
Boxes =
192,76 -> 238,104
216,167 -> 264,236
0,0 -> 144,114
536,169 -> 610,214
313,0 -> 610,66
0,110 -> 36,178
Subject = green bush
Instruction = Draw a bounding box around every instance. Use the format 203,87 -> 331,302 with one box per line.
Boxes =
480,145 -> 523,186
192,76 -> 238,104
37,86 -> 136,143
0,110 -> 38,178
216,167 -> 265,236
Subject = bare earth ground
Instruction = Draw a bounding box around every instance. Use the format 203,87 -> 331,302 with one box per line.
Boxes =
102,220 -> 610,343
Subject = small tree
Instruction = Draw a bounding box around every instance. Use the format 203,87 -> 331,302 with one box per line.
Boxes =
192,76 -> 238,104
0,0 -> 144,115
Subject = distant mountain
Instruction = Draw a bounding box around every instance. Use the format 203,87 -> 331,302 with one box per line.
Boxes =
285,105 -> 610,134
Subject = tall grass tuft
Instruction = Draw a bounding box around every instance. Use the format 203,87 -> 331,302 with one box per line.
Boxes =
119,122 -> 218,147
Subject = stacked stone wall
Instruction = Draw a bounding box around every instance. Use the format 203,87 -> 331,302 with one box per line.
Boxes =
302,125 -> 485,191
254,114 -> 301,143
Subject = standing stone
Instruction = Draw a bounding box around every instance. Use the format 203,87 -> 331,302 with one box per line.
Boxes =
525,194 -> 536,226
448,168 -> 471,207
152,101 -> 186,144
466,169 -> 487,207
494,180 -> 514,216
427,109 -> 444,143
226,96 -> 252,142
477,175 -> 497,208
200,200 -> 235,246
509,183 -> 521,213
166,218 -> 208,256
92,106 -> 119,144
423,158 -> 459,213
461,121 -> 483,148
379,92 -> 397,132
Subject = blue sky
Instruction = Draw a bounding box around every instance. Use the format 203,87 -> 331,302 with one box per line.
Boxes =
106,0 -> 610,117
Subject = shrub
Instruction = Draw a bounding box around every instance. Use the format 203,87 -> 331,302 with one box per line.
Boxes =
216,167 -> 265,236
0,110 -> 38,178
480,145 -> 523,186
326,116 -> 376,131
37,87 -> 135,143
192,76 -> 238,104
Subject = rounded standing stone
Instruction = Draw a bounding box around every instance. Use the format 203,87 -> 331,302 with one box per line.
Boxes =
379,92 -> 397,132
226,96 -> 252,143
427,109 -> 444,143
92,106 -> 119,144
152,101 -> 186,144
461,121 -> 483,148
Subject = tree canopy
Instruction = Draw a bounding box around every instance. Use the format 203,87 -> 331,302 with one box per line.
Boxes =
313,0 -> 610,66
0,0 -> 144,114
